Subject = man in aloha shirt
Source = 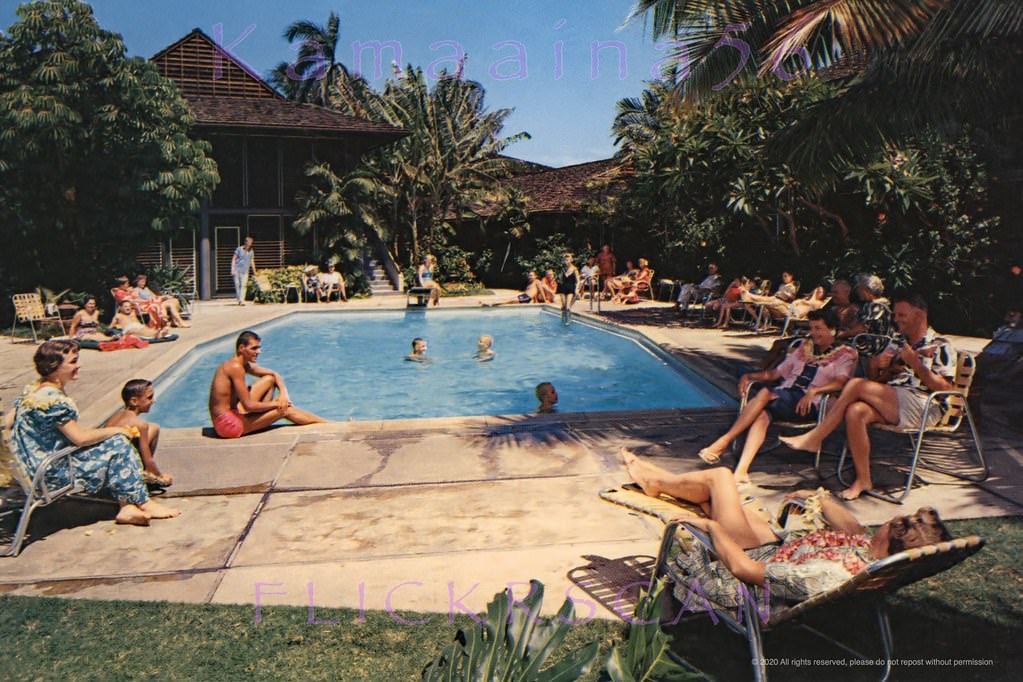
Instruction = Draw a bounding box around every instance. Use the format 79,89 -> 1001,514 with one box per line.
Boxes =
782,292 -> 957,500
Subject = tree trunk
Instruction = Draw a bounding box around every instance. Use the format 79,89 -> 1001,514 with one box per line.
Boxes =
797,197 -> 849,240
776,208 -> 800,256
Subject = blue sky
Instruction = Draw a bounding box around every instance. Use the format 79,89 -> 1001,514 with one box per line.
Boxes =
1,0 -> 670,167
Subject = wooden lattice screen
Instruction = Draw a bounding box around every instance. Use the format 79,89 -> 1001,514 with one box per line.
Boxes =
152,31 -> 279,100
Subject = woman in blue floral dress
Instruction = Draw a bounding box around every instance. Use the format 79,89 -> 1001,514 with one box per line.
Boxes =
9,339 -> 180,525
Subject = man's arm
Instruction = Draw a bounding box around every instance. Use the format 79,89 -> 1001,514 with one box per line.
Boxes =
246,364 -> 290,403
899,345 -> 954,392
230,251 -> 238,275
229,365 -> 282,413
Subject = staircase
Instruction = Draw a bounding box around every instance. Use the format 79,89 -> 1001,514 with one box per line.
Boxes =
365,257 -> 401,296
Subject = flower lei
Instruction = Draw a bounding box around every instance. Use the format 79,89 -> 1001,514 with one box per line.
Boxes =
768,529 -> 870,575
800,339 -> 855,367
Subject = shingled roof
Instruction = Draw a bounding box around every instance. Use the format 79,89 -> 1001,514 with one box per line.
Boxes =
152,29 -> 405,141
494,158 -> 627,215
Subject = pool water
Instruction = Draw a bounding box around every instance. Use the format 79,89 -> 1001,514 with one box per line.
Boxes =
148,308 -> 732,426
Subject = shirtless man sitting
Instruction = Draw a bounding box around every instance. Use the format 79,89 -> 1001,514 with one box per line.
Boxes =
208,331 -> 326,438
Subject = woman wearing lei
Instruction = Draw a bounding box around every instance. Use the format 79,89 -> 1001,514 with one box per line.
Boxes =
697,308 -> 858,483
6,339 -> 180,527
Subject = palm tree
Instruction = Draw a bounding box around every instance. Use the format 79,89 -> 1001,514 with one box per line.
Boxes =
611,80 -> 676,154
297,62 -> 529,268
269,12 -> 344,105
626,1 -> 1023,180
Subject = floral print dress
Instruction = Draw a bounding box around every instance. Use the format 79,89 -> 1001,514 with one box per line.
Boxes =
11,382 -> 149,505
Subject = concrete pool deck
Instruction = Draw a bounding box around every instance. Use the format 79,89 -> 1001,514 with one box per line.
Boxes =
1,294 -> 1020,616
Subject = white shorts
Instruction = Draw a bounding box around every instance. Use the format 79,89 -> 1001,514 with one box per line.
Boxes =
894,387 -> 943,429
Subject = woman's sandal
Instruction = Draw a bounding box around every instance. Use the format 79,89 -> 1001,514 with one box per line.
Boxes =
697,448 -> 721,465
142,471 -> 173,488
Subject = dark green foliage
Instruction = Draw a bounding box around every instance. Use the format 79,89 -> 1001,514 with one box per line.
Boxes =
421,580 -> 600,681
0,0 -> 218,296
604,78 -> 1003,331
601,579 -> 698,682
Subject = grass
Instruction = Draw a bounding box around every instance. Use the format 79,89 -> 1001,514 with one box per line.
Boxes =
0,517 -> 1020,681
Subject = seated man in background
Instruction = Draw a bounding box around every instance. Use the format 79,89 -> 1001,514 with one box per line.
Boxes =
318,263 -> 347,302
111,299 -> 170,339
782,292 -> 956,500
674,262 -> 721,313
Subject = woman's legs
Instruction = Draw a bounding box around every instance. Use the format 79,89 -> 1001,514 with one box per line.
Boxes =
622,450 -> 775,548
733,411 -> 771,483
73,435 -> 180,524
703,388 -> 773,459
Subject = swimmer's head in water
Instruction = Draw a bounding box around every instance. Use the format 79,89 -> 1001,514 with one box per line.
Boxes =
477,335 -> 493,351
535,382 -> 557,404
411,337 -> 427,354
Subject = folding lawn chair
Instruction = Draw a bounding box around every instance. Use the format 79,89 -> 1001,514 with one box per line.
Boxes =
10,293 -> 68,343
651,514 -> 985,682
836,351 -> 988,504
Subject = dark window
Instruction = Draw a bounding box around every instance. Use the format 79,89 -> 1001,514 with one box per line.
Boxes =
313,140 -> 352,175
210,135 -> 243,208
282,139 -> 315,208
247,137 -> 280,208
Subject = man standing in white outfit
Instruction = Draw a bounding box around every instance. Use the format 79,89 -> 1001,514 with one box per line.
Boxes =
231,236 -> 256,306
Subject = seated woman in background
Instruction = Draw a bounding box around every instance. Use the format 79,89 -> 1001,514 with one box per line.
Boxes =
112,276 -> 165,329
789,286 -> 829,319
710,277 -> 754,328
302,266 -> 322,302
68,297 -> 112,342
611,258 -> 653,304
603,260 -> 638,299
417,254 -> 442,306
540,270 -> 558,303
134,274 -> 189,327
741,270 -> 800,318
112,300 -> 169,339
8,339 -> 180,525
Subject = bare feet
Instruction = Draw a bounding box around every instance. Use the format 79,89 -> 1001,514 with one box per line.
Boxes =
620,447 -> 665,498
115,504 -> 151,526
839,480 -> 872,500
780,433 -> 821,453
140,499 -> 181,519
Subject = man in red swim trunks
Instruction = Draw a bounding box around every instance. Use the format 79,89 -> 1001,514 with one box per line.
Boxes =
208,330 -> 326,438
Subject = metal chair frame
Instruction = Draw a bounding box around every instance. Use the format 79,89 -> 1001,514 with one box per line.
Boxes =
10,294 -> 68,343
836,352 -> 988,504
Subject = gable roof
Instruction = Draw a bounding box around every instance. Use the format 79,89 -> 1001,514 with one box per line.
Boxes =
152,29 -> 405,140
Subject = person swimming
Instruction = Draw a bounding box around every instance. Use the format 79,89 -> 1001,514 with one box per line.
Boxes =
474,335 -> 495,362
535,382 -> 558,413
406,337 -> 431,363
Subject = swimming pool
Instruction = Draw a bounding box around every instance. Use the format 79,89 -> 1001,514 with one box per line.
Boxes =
147,308 -> 732,426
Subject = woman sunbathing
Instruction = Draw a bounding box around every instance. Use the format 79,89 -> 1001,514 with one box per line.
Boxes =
68,297 -> 112,342
112,300 -> 169,339
134,274 -> 189,327
621,449 -> 951,606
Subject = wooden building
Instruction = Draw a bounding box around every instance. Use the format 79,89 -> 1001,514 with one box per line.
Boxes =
148,29 -> 405,298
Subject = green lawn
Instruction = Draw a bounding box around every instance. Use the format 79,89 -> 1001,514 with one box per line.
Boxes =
1,516 -> 1020,681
